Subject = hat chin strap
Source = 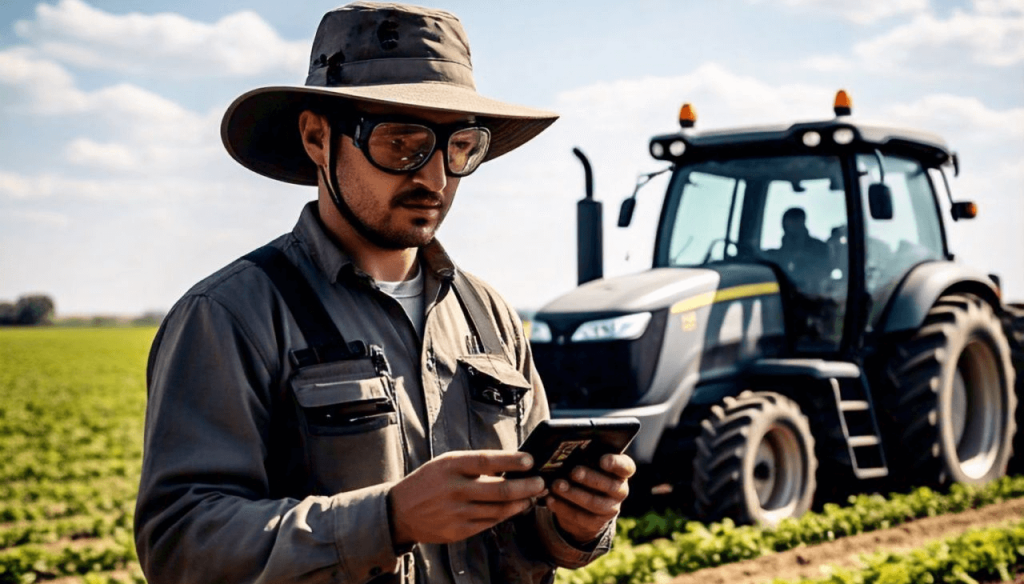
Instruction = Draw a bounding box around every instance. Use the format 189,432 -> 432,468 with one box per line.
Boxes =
319,120 -> 347,218
318,121 -> 407,251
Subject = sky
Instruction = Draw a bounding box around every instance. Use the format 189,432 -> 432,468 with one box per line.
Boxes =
0,0 -> 1022,317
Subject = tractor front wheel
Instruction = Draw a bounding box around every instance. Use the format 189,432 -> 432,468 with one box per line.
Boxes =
692,391 -> 817,526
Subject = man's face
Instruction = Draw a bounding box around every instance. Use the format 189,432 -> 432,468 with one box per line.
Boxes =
783,216 -> 807,240
327,104 -> 470,251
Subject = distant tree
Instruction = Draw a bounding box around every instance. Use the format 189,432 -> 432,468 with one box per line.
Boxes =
90,315 -> 121,327
0,302 -> 15,325
15,295 -> 55,325
131,310 -> 166,327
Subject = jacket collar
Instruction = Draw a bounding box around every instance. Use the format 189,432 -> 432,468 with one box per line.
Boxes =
293,201 -> 458,286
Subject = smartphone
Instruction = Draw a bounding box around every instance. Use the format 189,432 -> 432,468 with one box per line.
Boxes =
505,417 -> 641,488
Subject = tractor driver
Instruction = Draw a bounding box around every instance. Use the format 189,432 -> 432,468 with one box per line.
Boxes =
777,207 -> 831,292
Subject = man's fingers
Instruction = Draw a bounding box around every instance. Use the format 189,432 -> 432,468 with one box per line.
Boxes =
545,494 -> 610,540
470,475 -> 547,502
468,498 -> 537,522
552,479 -> 621,516
569,466 -> 629,501
600,454 -> 637,479
447,450 -> 533,477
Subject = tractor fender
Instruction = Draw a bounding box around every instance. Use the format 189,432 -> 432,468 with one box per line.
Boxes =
881,261 -> 1001,334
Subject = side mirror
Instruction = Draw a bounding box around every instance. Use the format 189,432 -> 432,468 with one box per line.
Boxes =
618,197 -> 636,227
868,183 -> 894,220
950,201 -> 977,221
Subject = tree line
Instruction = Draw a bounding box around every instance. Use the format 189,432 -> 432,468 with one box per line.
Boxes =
0,295 -> 56,326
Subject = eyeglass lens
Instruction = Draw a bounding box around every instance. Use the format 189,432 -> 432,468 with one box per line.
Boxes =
366,123 -> 490,176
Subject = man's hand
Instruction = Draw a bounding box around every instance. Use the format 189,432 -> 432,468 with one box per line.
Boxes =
546,453 -> 636,544
389,451 -> 548,545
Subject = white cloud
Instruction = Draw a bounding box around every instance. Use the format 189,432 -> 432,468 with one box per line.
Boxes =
974,0 -> 1024,16
800,54 -> 854,72
749,0 -> 928,24
0,170 -> 232,201
854,8 -> 1024,68
14,0 -> 307,77
0,46 -> 87,114
65,139 -> 138,171
881,94 -> 1024,141
0,48 -> 224,175
9,209 -> 70,228
553,63 -> 834,133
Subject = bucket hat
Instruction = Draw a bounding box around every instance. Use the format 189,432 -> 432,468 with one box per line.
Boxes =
221,1 -> 558,186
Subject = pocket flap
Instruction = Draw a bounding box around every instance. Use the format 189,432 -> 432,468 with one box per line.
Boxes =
293,375 -> 391,408
457,354 -> 532,392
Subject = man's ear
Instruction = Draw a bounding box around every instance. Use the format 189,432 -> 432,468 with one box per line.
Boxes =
298,110 -> 328,167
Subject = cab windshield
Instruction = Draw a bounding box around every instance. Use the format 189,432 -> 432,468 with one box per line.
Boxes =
656,155 -> 850,351
658,156 -> 847,276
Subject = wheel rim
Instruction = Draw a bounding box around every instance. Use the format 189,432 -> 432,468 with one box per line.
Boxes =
751,422 -> 805,520
953,338 -> 1003,480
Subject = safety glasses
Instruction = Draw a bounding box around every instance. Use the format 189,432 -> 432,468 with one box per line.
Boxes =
338,115 -> 492,177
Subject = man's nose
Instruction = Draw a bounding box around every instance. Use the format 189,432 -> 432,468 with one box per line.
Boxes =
412,149 -> 447,192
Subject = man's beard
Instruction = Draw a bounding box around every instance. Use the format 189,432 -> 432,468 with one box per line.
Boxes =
331,185 -> 444,251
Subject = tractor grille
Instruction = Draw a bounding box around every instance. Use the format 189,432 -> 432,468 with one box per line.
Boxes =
532,312 -> 665,410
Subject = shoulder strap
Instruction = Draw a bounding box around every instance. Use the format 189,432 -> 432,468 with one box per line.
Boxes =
244,245 -> 366,367
452,271 -> 504,356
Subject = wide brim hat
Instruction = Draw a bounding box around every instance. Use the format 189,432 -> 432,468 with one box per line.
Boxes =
222,2 -> 558,186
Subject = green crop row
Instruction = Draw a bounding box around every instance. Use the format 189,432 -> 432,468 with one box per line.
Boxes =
772,519 -> 1024,584
0,476 -> 137,508
556,476 -> 1024,584
0,511 -> 132,549
0,492 -> 135,524
0,530 -> 137,584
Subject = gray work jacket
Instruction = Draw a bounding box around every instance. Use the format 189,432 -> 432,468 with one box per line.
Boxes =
134,202 -> 612,583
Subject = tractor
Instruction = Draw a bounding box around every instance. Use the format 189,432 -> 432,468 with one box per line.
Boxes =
528,91 -> 1023,526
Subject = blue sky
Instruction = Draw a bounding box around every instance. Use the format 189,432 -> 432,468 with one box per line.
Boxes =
1,0 -> 1022,316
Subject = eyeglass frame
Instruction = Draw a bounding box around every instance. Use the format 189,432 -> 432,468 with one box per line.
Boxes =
330,114 -> 492,177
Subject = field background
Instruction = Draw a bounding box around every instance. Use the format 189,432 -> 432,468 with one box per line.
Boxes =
1,327 -> 1021,584
0,327 -> 151,583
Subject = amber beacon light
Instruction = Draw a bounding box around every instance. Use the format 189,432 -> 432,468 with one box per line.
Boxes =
679,103 -> 697,128
834,90 -> 852,116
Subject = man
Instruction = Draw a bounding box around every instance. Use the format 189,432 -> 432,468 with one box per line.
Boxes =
777,207 -> 830,291
134,3 -> 633,583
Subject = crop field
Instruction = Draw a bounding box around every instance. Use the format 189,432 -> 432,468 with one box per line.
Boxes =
0,327 -> 151,583
1,327 -> 1022,584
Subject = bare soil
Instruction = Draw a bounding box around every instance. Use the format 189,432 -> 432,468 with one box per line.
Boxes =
667,497 -> 1024,584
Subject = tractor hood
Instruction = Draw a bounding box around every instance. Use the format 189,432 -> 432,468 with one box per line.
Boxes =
540,267 -> 717,315
531,262 -> 788,463
538,264 -> 773,316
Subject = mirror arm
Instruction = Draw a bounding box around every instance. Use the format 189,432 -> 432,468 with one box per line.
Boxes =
619,165 -> 673,228
872,149 -> 886,183
938,167 -> 960,221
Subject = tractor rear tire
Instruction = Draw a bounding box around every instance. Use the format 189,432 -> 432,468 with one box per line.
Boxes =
692,391 -> 817,526
884,295 -> 1017,486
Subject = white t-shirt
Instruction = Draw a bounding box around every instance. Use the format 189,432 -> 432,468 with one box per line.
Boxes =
376,267 -> 426,337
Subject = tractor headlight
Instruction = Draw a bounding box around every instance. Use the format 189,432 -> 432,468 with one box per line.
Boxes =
528,320 -> 553,343
571,312 -> 652,342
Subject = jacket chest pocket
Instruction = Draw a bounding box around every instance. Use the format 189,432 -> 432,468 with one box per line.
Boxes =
457,354 -> 532,451
290,358 -> 405,495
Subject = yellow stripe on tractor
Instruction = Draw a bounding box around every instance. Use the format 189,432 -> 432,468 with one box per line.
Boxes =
670,282 -> 781,314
